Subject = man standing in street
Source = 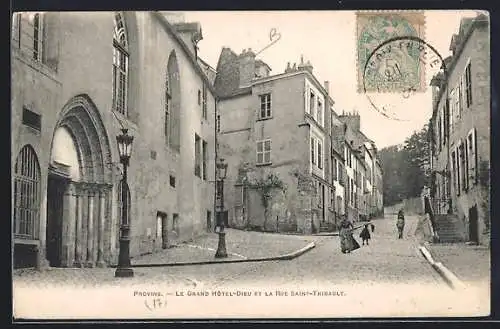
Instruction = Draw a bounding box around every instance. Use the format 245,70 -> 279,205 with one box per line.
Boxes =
397,209 -> 405,239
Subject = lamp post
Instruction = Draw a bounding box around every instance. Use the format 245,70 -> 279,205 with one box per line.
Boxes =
215,158 -> 228,258
115,128 -> 134,278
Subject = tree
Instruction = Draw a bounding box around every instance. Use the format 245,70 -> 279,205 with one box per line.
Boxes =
380,124 -> 430,206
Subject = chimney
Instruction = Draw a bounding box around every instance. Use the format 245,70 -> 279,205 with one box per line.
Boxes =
285,62 -> 292,73
238,47 -> 256,87
304,60 -> 313,74
340,110 -> 361,131
324,81 -> 330,95
298,56 -> 313,74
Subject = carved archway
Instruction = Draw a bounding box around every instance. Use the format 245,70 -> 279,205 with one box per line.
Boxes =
46,94 -> 114,268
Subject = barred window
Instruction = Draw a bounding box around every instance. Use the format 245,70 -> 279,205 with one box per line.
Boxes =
113,12 -> 129,116
14,145 -> 40,240
12,13 -> 44,62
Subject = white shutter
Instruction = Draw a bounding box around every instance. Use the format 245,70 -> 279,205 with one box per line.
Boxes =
469,128 -> 477,184
464,137 -> 469,190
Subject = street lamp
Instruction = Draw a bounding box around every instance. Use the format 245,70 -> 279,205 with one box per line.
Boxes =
115,128 -> 134,278
215,157 -> 228,258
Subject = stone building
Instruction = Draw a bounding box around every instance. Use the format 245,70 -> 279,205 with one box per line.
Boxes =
214,48 -> 382,233
12,12 -> 216,269
338,111 -> 383,221
428,14 -> 490,245
374,157 -> 384,216
214,49 -> 335,234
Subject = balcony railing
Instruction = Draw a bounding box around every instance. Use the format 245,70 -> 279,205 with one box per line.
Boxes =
431,197 -> 451,215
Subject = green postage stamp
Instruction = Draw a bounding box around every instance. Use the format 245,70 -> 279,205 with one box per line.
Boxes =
356,11 -> 426,93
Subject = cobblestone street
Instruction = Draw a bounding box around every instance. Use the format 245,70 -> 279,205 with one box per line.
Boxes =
14,215 -> 489,319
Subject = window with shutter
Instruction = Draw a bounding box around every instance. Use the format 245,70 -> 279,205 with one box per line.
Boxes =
465,62 -> 472,107
451,150 -> 457,195
311,138 -> 316,165
468,128 -> 478,184
318,141 -> 323,169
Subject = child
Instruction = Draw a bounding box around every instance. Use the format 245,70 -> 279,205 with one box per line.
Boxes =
370,223 -> 375,233
360,224 -> 371,245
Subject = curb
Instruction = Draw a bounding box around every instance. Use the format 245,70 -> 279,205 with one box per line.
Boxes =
312,222 -> 370,237
111,242 -> 316,268
418,245 -> 467,290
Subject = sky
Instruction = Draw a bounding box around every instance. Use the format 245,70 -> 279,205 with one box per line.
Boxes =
182,10 -> 481,149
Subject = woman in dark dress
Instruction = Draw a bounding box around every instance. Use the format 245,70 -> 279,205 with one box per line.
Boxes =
339,216 -> 354,253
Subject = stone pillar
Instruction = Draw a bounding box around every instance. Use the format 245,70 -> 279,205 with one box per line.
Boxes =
73,185 -> 84,268
80,188 -> 89,266
86,191 -> 95,267
60,182 -> 77,267
37,175 -> 50,269
96,188 -> 107,267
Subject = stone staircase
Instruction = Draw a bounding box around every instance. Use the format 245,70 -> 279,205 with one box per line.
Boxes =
433,214 -> 466,243
319,221 -> 335,233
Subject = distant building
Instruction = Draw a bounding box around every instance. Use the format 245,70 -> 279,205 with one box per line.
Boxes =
12,12 -> 216,269
428,14 -> 490,245
338,111 -> 383,221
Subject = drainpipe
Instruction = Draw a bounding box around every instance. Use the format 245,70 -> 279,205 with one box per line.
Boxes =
214,98 -> 218,233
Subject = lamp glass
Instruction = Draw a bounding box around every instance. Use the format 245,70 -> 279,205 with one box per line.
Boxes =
117,128 -> 134,160
217,158 -> 227,180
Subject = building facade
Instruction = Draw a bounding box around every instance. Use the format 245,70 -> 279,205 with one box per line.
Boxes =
338,111 -> 383,221
428,14 -> 490,245
12,12 -> 216,269
214,48 -> 382,233
214,49 -> 337,233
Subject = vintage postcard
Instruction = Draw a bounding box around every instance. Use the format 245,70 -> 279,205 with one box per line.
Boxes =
12,10 -> 490,320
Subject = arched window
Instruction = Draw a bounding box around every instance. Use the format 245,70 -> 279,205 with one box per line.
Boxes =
164,71 -> 171,144
167,52 -> 180,151
14,145 -> 41,240
113,12 -> 129,116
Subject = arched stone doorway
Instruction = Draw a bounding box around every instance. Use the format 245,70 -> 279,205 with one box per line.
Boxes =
46,95 -> 113,268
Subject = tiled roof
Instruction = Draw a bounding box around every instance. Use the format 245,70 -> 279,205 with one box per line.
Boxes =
214,47 -> 241,98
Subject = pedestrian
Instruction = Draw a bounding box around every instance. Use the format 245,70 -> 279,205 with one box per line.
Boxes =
397,209 -> 405,239
360,224 -> 371,245
370,223 -> 375,233
339,216 -> 354,254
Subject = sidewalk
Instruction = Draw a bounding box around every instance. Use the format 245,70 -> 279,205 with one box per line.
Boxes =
131,228 -> 318,266
312,221 -> 371,236
425,242 -> 490,290
13,266 -> 199,289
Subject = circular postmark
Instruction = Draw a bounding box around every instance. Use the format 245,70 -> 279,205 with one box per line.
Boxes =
362,36 -> 447,121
